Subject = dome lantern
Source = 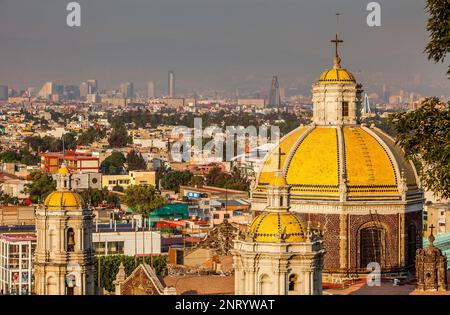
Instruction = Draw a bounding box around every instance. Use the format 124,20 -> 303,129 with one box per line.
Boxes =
313,32 -> 362,126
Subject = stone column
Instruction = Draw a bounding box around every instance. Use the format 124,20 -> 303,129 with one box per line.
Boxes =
339,213 -> 349,271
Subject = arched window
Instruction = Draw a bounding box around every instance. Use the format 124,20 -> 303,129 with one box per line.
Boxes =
342,101 -> 349,117
359,226 -> 384,269
288,274 -> 298,292
259,274 -> 271,295
66,228 -> 75,252
407,225 -> 417,266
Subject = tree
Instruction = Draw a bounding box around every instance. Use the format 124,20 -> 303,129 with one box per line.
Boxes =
101,151 -> 126,175
78,188 -> 120,207
160,170 -> 193,193
389,97 -> 450,199
205,166 -> 250,191
425,0 -> 450,78
77,127 -> 106,146
121,185 -> 167,265
122,185 -> 166,214
190,175 -> 204,187
0,150 -> 20,163
108,121 -> 131,148
24,172 -> 56,203
93,255 -> 167,292
126,150 -> 147,171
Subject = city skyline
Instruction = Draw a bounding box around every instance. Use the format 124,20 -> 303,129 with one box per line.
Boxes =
0,0 -> 449,96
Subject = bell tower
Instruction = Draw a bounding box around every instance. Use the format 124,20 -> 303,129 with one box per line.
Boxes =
34,164 -> 95,295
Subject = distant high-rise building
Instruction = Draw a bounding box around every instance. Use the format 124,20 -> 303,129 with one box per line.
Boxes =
362,93 -> 371,115
0,85 -> 8,101
168,71 -> 175,97
64,85 -> 80,100
120,82 -> 134,98
268,76 -> 281,108
80,80 -> 98,100
26,87 -> 36,98
382,84 -> 388,103
147,81 -> 155,98
80,82 -> 89,100
86,80 -> 98,94
38,82 -> 56,99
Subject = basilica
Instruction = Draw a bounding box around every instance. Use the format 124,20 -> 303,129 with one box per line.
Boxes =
248,33 -> 423,283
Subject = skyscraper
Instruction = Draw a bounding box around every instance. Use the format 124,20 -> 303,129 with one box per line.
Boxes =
38,82 -> 56,99
147,81 -> 155,99
268,75 -> 281,108
86,80 -> 98,94
168,71 -> 175,97
79,82 -> 89,100
362,93 -> 371,115
0,85 -> 8,101
120,82 -> 134,98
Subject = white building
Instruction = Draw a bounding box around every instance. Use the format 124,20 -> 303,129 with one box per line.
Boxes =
0,234 -> 36,295
93,225 -> 161,256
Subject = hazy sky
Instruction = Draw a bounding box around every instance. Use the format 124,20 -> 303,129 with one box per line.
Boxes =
0,0 -> 449,95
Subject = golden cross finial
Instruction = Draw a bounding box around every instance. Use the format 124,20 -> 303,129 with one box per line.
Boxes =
274,146 -> 285,170
331,32 -> 343,68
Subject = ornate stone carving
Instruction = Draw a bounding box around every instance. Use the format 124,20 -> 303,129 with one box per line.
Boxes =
415,226 -> 448,291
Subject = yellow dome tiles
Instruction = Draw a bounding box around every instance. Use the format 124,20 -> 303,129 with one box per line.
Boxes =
343,127 -> 398,195
319,68 -> 355,84
247,212 -> 307,243
286,127 -> 339,188
44,191 -> 84,210
258,127 -> 307,185
58,165 -> 70,174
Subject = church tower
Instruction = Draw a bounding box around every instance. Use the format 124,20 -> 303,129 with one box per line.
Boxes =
34,165 -> 95,295
232,150 -> 325,295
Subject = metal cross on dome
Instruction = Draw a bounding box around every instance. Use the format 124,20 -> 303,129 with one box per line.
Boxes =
274,146 -> 285,171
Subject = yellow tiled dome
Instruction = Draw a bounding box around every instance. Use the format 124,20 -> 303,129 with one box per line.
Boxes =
319,68 -> 355,84
247,212 -> 307,243
255,126 -> 419,201
268,173 -> 287,187
44,191 -> 84,210
58,165 -> 70,174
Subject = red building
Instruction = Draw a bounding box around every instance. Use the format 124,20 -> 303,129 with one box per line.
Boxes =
39,151 -> 99,174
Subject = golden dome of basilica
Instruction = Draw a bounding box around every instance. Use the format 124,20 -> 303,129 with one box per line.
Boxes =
247,212 -> 307,243
254,125 -> 420,202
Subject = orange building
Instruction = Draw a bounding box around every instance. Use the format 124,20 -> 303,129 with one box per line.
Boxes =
39,151 -> 99,174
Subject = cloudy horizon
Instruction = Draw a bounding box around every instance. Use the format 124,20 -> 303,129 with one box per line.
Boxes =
0,0 -> 449,96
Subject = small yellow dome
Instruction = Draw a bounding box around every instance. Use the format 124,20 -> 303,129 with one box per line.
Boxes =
44,191 -> 84,210
268,173 -> 287,187
58,165 -> 70,174
247,212 -> 307,243
319,67 -> 355,84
